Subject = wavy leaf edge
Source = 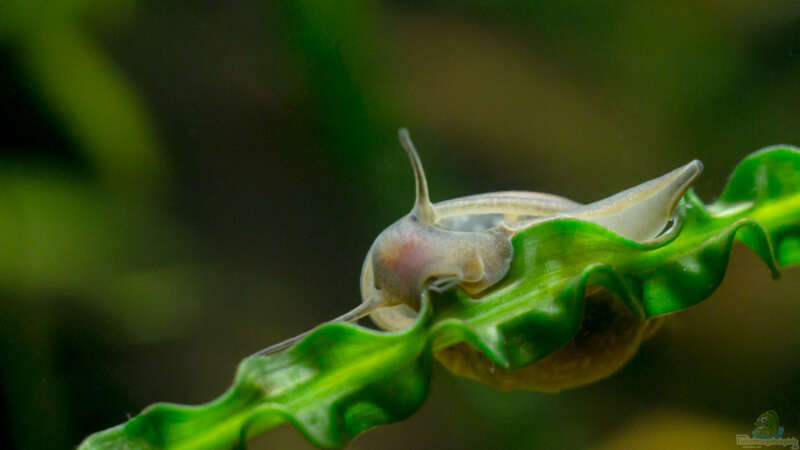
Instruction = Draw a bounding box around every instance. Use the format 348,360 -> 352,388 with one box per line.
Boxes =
80,145 -> 800,449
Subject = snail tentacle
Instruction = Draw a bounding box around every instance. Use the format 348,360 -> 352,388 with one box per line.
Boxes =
253,296 -> 385,356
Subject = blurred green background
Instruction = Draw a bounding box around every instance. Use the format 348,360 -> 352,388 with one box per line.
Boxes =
1,1 -> 799,449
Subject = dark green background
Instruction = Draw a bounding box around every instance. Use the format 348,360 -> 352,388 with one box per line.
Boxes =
1,1 -> 799,449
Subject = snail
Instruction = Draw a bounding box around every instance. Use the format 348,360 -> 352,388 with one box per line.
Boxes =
255,129 -> 702,391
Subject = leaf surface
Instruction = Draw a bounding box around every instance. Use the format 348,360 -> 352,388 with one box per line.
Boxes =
81,146 -> 800,449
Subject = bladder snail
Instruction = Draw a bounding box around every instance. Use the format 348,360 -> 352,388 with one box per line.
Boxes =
363,130 -> 702,332
256,128 -> 703,389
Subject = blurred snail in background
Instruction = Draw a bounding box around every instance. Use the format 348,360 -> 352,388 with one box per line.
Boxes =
256,129 -> 702,392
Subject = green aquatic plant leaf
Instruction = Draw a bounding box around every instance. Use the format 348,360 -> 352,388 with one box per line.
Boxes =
81,146 -> 800,449
81,304 -> 433,449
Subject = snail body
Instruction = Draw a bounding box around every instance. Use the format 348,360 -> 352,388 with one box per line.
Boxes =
257,129 -> 702,390
363,129 -> 701,332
